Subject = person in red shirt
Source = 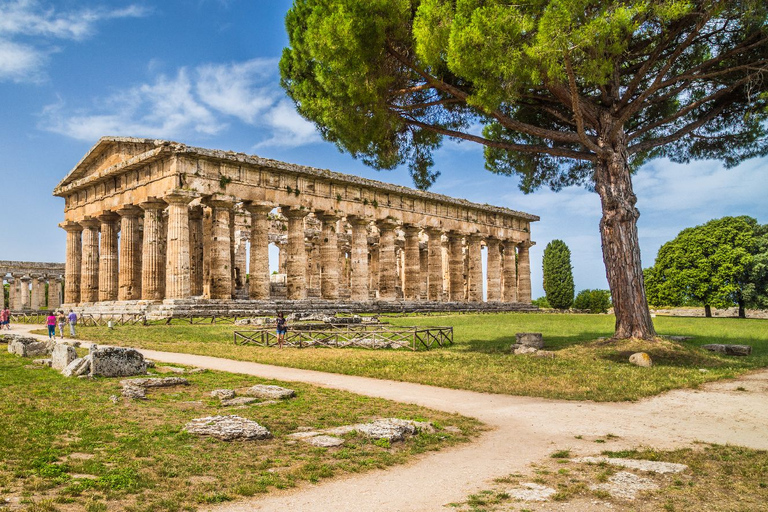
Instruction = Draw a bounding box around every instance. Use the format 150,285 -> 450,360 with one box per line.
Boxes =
46,312 -> 57,340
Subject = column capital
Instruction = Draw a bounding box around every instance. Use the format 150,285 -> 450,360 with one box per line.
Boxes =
202,194 -> 237,209
347,215 -> 372,226
188,204 -> 204,220
20,275 -> 31,282
164,189 -> 199,205
446,230 -> 464,240
116,205 -> 143,218
139,198 -> 167,211
97,210 -> 120,223
518,240 -> 534,249
59,221 -> 83,232
243,200 -> 275,215
315,209 -> 342,222
376,217 -> 400,230
402,224 -> 421,235
79,217 -> 101,229
282,206 -> 310,219
503,239 -> 519,248
486,237 -> 501,248
466,233 -> 483,242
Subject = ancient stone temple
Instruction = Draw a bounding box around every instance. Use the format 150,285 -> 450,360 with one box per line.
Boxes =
54,137 -> 538,315
1,261 -> 65,312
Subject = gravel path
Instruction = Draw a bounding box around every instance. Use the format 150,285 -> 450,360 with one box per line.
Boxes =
9,325 -> 768,511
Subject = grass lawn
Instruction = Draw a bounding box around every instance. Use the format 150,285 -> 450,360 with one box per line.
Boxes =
0,351 -> 479,512
35,312 -> 768,401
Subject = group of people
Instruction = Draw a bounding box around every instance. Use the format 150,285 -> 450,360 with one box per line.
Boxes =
45,310 -> 78,340
0,307 -> 10,329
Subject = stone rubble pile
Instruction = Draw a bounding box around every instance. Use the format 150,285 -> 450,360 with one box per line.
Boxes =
184,415 -> 272,441
5,335 -> 54,358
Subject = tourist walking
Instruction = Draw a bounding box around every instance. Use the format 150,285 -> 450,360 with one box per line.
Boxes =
57,311 -> 67,339
1,307 -> 9,330
67,309 -> 77,337
46,312 -> 57,340
275,312 -> 288,348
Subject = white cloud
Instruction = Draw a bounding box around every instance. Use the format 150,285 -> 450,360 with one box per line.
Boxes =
255,100 -> 322,148
196,59 -> 277,124
0,0 -> 148,82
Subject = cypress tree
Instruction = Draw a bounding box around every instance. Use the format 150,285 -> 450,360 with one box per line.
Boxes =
543,240 -> 575,310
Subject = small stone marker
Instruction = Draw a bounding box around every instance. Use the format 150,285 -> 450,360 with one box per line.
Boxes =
240,384 -> 295,400
184,415 -> 272,441
629,352 -> 653,367
52,344 -> 77,370
701,344 -> 752,356
515,333 -> 544,349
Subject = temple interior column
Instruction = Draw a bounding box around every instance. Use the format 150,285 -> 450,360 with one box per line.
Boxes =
517,242 -> 532,304
348,216 -> 370,301
8,275 -> 17,310
486,238 -> 502,301
467,235 -> 483,302
233,211 -> 248,298
448,232 -> 465,302
246,203 -> 272,300
80,218 -> 100,303
318,212 -> 340,300
206,198 -> 235,300
284,208 -> 309,300
13,276 -> 23,311
140,200 -> 167,300
189,206 -> 204,296
118,206 -> 143,301
426,228 -> 444,301
402,225 -> 421,300
30,275 -> 41,310
49,278 -> 61,310
165,191 -> 196,300
419,243 -> 428,299
377,219 -> 398,301
61,222 -> 82,304
98,212 -> 120,301
502,241 -> 518,302
20,276 -> 30,310
201,207 -> 213,298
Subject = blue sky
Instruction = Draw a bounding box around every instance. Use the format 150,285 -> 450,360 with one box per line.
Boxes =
0,0 -> 766,300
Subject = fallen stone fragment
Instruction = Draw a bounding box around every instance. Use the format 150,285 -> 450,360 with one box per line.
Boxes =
354,419 -> 419,442
323,425 -> 357,436
221,397 -> 260,407
62,356 -> 91,377
701,344 -> 752,356
668,336 -> 693,342
52,344 -> 77,370
513,345 -> 538,355
121,377 -> 188,388
508,483 -> 557,502
629,352 -> 653,367
572,457 -> 688,474
184,415 -> 272,441
121,384 -> 146,400
90,347 -> 147,377
32,358 -> 52,367
210,389 -> 236,400
590,471 -> 658,499
240,384 -> 295,400
305,435 -> 345,448
8,336 -> 53,357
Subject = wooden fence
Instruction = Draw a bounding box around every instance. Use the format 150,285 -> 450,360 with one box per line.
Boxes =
233,324 -> 453,351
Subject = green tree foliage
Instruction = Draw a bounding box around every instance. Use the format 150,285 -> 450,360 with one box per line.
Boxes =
531,296 -> 552,308
645,216 -> 765,317
574,289 -> 613,313
280,0 -> 768,340
542,240 -> 575,309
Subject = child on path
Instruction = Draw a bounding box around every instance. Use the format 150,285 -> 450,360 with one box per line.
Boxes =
46,312 -> 57,340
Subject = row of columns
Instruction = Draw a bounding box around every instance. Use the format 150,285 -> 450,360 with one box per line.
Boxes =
61,193 -> 532,305
2,274 -> 62,311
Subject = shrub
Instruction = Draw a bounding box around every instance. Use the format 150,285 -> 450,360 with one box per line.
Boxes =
574,289 -> 612,313
531,296 -> 551,308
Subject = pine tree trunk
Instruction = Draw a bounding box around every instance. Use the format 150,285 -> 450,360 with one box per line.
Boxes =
594,129 -> 656,340
704,304 -> 712,317
738,298 -> 746,319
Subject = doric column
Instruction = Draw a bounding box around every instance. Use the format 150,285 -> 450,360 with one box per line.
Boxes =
369,242 -> 380,294
165,191 -> 196,300
30,275 -> 41,310
348,216 -> 370,301
448,232 -> 465,302
79,218 -> 101,303
502,241 -> 518,302
486,238 -> 502,301
245,202 -> 272,300
61,221 -> 82,304
284,207 -> 309,300
467,234 -> 483,302
8,275 -> 17,311
377,219 -> 399,301
318,212 -> 340,300
402,225 -> 421,300
204,197 -> 236,300
20,276 -> 30,310
98,211 -> 120,302
189,206 -> 204,296
517,242 -> 532,304
140,200 -> 167,301
426,228 -> 444,301
117,206 -> 143,301
48,278 -> 61,310
419,243 -> 429,299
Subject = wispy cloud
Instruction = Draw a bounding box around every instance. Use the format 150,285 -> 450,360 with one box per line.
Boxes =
41,58 -> 322,148
0,0 -> 148,82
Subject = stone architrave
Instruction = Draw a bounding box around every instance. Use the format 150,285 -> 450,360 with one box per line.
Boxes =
205,196 -> 236,300
447,232 -> 465,302
377,219 -> 399,301
502,241 -> 518,303
426,228 -> 444,301
117,206 -> 143,301
79,218 -> 101,303
517,242 -> 532,304
402,225 -> 421,300
283,207 -> 310,300
140,199 -> 167,301
165,191 -> 196,299
348,216 -> 370,301
61,221 -> 82,304
486,238 -> 502,302
188,205 -> 204,296
317,211 -> 340,300
245,202 -> 272,300
98,211 -> 120,302
467,235 -> 483,302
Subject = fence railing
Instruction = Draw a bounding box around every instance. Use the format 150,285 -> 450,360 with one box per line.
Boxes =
234,324 -> 453,351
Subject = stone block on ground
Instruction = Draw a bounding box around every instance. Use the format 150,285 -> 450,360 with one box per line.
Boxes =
121,384 -> 146,400
211,389 -> 236,400
62,356 -> 92,377
8,336 -> 53,358
221,397 -> 260,407
52,344 -> 78,370
240,384 -> 295,400
512,345 -> 538,355
515,332 -> 544,349
629,352 -> 653,367
701,344 -> 752,356
305,435 -> 345,448
120,377 -> 188,388
354,419 -> 418,442
184,415 -> 272,441
90,347 -> 147,377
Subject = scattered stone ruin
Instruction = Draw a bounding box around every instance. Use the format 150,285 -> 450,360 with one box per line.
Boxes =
1,261 -> 65,312
54,137 -> 539,316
